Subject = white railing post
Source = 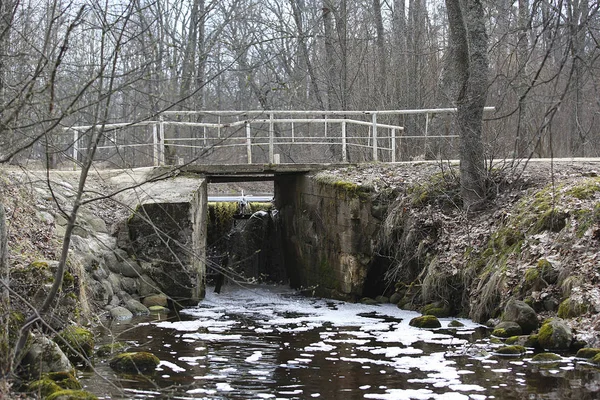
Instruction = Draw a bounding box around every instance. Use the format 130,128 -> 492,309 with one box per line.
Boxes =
342,120 -> 347,162
153,123 -> 159,166
291,122 -> 295,142
246,121 -> 252,164
203,126 -> 207,146
269,113 -> 274,164
324,115 -> 328,137
72,129 -> 78,170
217,115 -> 221,138
159,115 -> 165,166
391,128 -> 396,163
425,112 -> 430,156
372,113 -> 378,161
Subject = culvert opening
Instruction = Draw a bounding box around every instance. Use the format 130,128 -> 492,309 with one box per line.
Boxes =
206,182 -> 285,290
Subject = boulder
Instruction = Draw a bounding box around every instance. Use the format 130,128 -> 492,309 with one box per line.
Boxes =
409,315 -> 441,328
557,297 -> 589,319
492,321 -> 522,337
494,345 -> 526,356
502,299 -> 538,334
54,326 -> 95,365
137,273 -> 160,297
143,294 -> 168,308
109,352 -> 160,374
47,390 -> 98,400
110,306 -> 133,321
125,299 -> 150,316
23,335 -> 73,378
538,318 -> 573,350
575,347 -> 600,359
531,352 -> 562,362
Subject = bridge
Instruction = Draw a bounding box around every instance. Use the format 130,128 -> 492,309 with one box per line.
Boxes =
85,108 -> 495,304
64,107 -> 495,170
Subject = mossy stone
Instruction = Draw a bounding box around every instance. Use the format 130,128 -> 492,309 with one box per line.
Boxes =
409,315 -> 441,329
421,302 -> 451,318
28,379 -> 62,397
576,348 -> 600,359
46,389 -> 98,400
375,296 -> 390,304
590,353 -> 600,365
109,351 -> 160,374
557,297 -> 588,319
96,342 -> 127,357
148,305 -> 170,314
55,325 -> 95,365
505,336 -> 520,345
389,292 -> 402,304
531,352 -> 562,362
525,334 -> 541,349
492,321 -> 522,337
46,371 -> 81,390
502,299 -> 538,334
538,318 -> 573,350
448,320 -> 464,328
361,297 -> 379,305
495,345 -> 527,356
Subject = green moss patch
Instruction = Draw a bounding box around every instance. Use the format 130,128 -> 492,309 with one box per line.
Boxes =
109,351 -> 160,374
28,379 -> 62,397
557,297 -> 589,319
531,352 -> 562,362
421,302 -> 452,318
96,342 -> 127,357
566,177 -> 600,200
409,315 -> 441,329
494,345 -> 527,356
576,348 -> 600,359
55,325 -> 95,364
448,320 -> 464,328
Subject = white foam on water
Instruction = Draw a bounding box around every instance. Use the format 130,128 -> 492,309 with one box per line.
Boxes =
216,382 -> 234,391
182,333 -> 242,341
245,351 -> 263,362
158,360 -> 186,372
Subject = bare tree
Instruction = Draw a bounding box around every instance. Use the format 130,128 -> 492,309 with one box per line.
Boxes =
445,0 -> 488,208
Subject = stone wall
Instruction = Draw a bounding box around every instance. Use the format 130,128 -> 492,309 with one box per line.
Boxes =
275,174 -> 383,301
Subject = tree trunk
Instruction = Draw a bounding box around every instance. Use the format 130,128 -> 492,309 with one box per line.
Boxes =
445,0 -> 488,209
323,0 -> 339,110
373,0 -> 387,106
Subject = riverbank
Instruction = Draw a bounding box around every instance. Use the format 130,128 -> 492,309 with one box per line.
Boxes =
2,159 -> 600,397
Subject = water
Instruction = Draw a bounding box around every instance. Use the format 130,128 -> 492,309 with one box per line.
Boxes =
81,285 -> 600,399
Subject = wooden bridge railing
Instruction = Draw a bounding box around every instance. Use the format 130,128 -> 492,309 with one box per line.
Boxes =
64,108 -> 495,168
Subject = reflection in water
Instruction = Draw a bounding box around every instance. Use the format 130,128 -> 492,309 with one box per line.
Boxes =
80,285 -> 600,399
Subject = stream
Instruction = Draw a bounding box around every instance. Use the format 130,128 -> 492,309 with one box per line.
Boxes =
81,284 -> 600,399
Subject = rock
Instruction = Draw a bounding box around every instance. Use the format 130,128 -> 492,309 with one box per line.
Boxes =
39,211 -> 55,225
502,299 -> 538,334
492,321 -> 522,337
107,273 -> 122,292
389,292 -> 402,305
108,259 -> 143,279
96,342 -> 127,357
120,277 -> 138,294
137,272 -> 160,297
28,379 -> 62,397
448,320 -> 464,328
557,297 -> 588,318
575,347 -> 600,359
23,334 -> 73,378
531,352 -> 562,362
143,294 -> 168,308
421,302 -> 451,318
110,306 -> 133,321
375,295 -> 389,304
148,306 -> 170,314
494,345 -> 526,356
543,296 -> 560,312
125,299 -> 150,316
54,326 -> 95,365
361,297 -> 379,305
409,315 -> 441,328
590,353 -> 600,366
46,389 -> 98,400
538,318 -> 573,350
109,352 -> 160,374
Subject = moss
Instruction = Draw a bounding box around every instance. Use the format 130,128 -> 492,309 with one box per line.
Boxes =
531,352 -> 562,362
406,172 -> 461,209
55,325 -> 95,364
524,268 -> 539,285
448,320 -> 464,328
421,303 -> 451,318
566,177 -> 600,200
28,379 -> 62,397
573,203 -> 600,237
495,345 -> 526,356
409,315 -> 441,329
590,353 -> 600,365
576,348 -> 600,359
557,297 -> 588,319
63,271 -> 75,287
46,389 -> 98,400
96,342 -> 127,357
525,334 -> 541,349
109,351 -> 160,374
148,305 -> 169,314
45,372 -> 82,390
314,174 -> 370,199
505,336 -> 520,345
